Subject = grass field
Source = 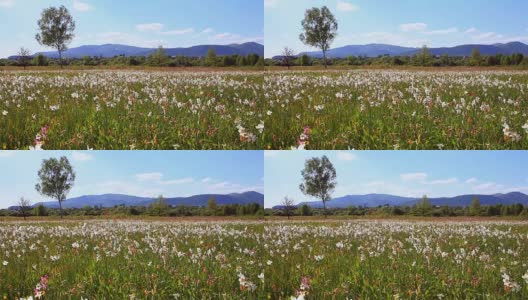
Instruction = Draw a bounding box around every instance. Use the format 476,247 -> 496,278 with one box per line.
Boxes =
265,220 -> 528,299
0,70 -> 263,150
264,70 -> 528,150
0,220 -> 266,299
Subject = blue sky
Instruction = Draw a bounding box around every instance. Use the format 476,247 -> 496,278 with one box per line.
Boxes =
264,151 -> 528,208
0,151 -> 263,208
265,0 -> 528,57
0,0 -> 263,58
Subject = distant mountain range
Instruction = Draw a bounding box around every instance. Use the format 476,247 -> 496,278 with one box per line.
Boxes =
7,42 -> 264,59
280,42 -> 528,59
272,192 -> 528,209
7,191 -> 263,210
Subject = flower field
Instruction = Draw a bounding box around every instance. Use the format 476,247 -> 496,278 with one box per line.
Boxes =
264,70 -> 528,150
264,220 -> 528,299
0,70 -> 263,150
4,220 -> 528,299
0,220 -> 266,299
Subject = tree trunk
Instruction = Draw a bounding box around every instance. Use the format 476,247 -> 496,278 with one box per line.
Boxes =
323,50 -> 328,69
323,201 -> 327,219
58,49 -> 63,69
59,200 -> 63,219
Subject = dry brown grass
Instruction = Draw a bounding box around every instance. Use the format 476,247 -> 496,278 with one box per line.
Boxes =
0,66 -> 264,72
265,65 -> 528,72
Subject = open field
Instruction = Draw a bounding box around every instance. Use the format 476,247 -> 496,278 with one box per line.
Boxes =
265,220 -> 528,299
0,220 -> 266,299
0,70 -> 263,150
264,70 -> 528,149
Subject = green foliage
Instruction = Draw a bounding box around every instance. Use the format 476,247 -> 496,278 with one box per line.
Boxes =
149,195 -> 168,216
299,155 -> 337,217
207,197 -> 217,216
299,6 -> 338,68
147,46 -> 169,66
35,156 -> 76,218
206,48 -> 218,67
415,195 -> 432,216
33,205 -> 48,216
470,48 -> 482,66
35,5 -> 75,68
470,197 -> 481,216
32,54 -> 48,66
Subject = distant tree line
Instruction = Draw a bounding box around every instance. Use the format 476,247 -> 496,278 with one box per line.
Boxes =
268,196 -> 528,218
2,47 -> 264,68
267,46 -> 528,68
3,197 -> 263,218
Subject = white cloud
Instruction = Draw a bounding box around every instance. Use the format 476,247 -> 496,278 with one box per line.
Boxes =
337,181 -> 429,198
425,27 -> 458,35
336,151 -> 358,161
264,0 -> 279,8
472,182 -> 505,194
425,178 -> 458,185
400,172 -> 428,182
135,172 -> 163,182
338,32 -> 429,48
0,0 -> 13,8
0,151 -> 15,158
201,177 -> 212,183
465,178 -> 478,184
264,151 -> 280,158
337,0 -> 359,12
97,181 -> 163,198
400,23 -> 427,32
96,32 -> 166,48
72,151 -> 93,161
208,32 -> 263,44
474,32 -> 502,41
202,28 -> 214,34
399,173 -> 457,185
205,181 -> 263,194
160,177 -> 194,185
159,28 -> 194,36
136,23 -> 164,32
465,27 -> 477,34
73,0 -> 94,12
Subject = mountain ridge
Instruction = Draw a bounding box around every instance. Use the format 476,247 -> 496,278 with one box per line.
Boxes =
7,42 -> 264,59
273,192 -> 528,209
289,42 -> 528,59
7,191 -> 264,209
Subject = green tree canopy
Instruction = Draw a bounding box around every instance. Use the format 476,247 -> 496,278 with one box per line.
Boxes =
35,156 -> 76,218
299,155 -> 337,218
299,6 -> 338,69
35,5 -> 75,68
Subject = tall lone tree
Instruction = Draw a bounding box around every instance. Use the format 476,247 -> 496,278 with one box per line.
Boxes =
299,6 -> 338,69
35,5 -> 76,69
299,155 -> 337,218
35,156 -> 76,219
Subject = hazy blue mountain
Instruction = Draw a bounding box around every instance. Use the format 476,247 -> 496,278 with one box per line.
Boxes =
28,192 -> 264,209
294,42 -> 528,58
295,194 -> 415,208
281,192 -> 528,209
9,42 -> 264,59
